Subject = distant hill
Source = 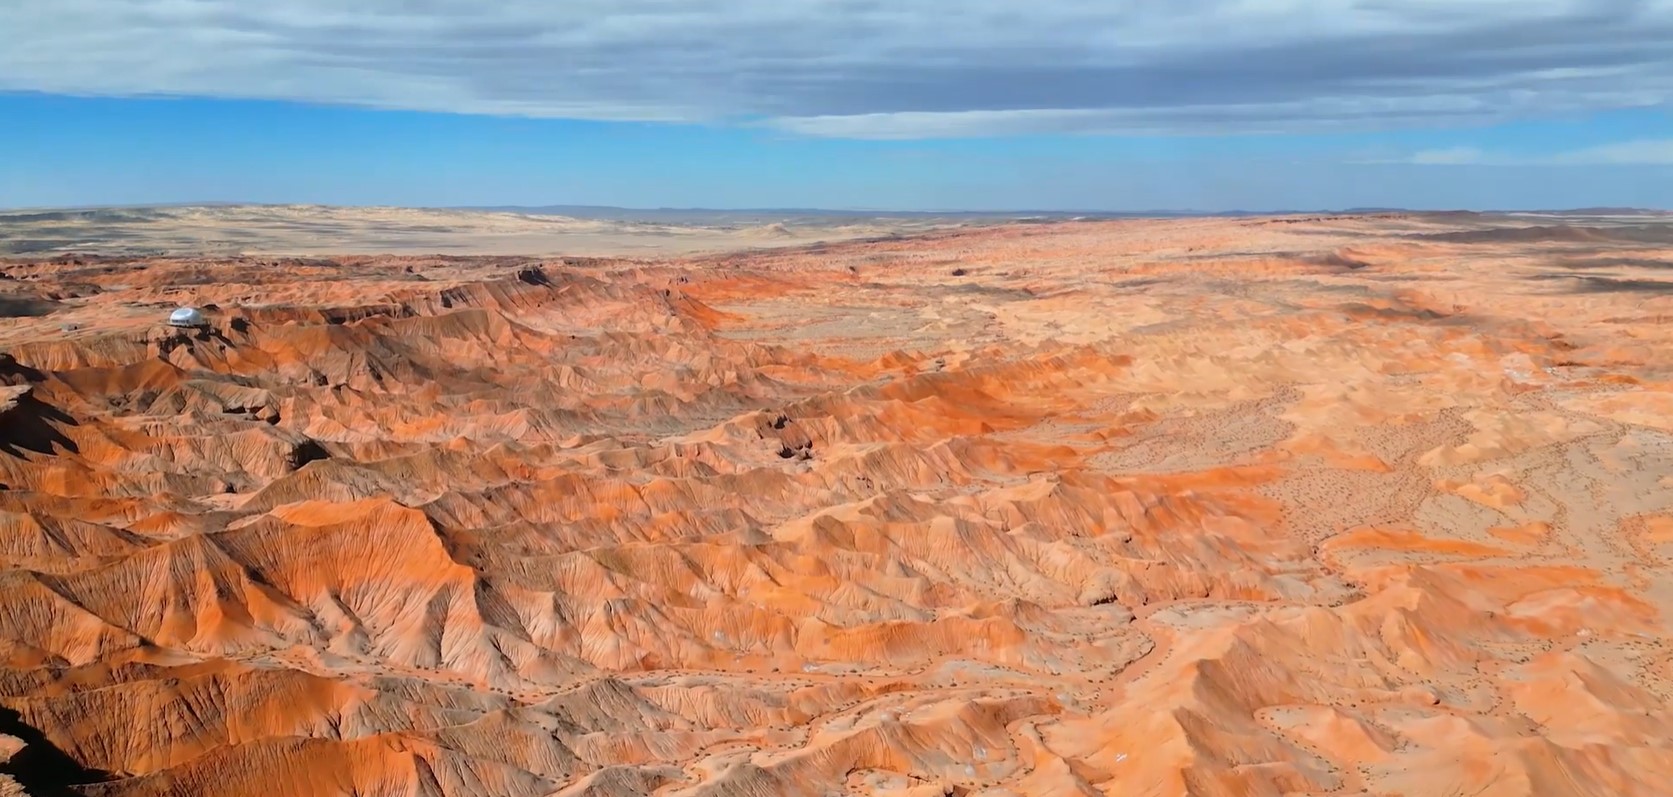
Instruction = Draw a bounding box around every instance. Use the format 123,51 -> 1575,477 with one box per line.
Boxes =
5,201 -> 1661,221
449,204 -> 1218,224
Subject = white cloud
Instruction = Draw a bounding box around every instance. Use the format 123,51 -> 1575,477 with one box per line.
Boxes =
1378,138 -> 1673,166
1408,147 -> 1485,165
1,1 -> 1671,138
1546,138 -> 1673,164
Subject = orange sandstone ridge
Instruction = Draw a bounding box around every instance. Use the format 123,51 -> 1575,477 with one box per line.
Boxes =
1,214 -> 1673,795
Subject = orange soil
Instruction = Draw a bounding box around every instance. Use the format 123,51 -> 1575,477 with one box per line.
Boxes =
2,213 -> 1673,796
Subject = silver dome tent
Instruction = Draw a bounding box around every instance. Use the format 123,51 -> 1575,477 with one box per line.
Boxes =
167,306 -> 208,328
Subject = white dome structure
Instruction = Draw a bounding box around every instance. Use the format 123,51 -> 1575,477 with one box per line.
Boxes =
168,306 -> 208,328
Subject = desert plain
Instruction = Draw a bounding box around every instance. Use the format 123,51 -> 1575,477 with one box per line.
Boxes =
1,207 -> 1673,796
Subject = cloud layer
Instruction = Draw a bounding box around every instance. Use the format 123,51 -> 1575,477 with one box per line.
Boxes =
4,1 -> 1672,138
1399,139 -> 1673,165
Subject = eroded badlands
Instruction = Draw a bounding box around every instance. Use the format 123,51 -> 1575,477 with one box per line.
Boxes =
2,213 -> 1673,796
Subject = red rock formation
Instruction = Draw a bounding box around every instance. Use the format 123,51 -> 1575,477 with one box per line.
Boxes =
2,213 -> 1673,795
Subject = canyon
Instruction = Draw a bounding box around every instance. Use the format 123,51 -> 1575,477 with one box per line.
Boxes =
2,210 -> 1672,796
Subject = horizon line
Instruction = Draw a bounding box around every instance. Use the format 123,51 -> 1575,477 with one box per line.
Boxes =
2,200 -> 1668,217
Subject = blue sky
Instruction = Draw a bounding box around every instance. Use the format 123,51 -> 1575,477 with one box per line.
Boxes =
3,1 -> 1671,211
